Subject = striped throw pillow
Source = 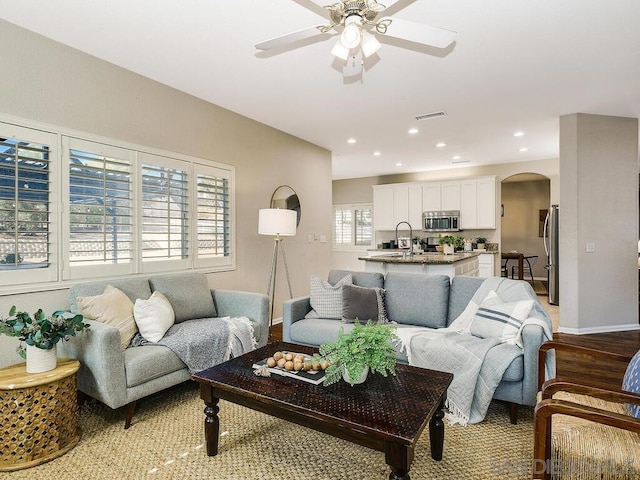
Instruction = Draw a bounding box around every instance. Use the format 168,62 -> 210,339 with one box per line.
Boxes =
470,293 -> 534,344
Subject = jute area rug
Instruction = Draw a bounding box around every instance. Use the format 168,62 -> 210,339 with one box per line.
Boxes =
6,382 -> 535,480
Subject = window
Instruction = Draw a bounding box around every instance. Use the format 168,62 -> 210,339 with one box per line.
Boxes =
140,154 -> 189,272
0,120 -> 236,292
66,138 -> 134,279
333,204 -> 373,249
0,125 -> 57,286
194,164 -> 233,268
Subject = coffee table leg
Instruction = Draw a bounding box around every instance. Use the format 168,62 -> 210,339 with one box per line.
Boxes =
429,399 -> 446,461
203,396 -> 220,456
385,442 -> 413,480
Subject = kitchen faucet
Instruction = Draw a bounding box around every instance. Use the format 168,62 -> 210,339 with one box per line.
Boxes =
395,221 -> 413,258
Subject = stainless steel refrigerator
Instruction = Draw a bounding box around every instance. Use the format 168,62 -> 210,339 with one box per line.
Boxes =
543,204 -> 559,305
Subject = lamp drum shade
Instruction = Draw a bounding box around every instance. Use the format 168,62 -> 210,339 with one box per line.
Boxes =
258,208 -> 297,236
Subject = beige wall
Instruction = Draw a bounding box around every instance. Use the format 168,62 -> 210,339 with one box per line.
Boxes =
559,113 -> 639,333
501,179 -> 551,279
0,20 -> 333,367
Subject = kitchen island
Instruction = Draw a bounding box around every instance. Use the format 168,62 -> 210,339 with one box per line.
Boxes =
358,252 -> 481,278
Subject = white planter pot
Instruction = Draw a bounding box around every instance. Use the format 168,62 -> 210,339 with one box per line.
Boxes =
26,344 -> 57,373
443,244 -> 455,255
343,365 -> 369,385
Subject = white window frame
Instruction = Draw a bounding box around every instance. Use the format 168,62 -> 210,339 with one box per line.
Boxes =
192,162 -> 235,270
62,136 -> 137,280
332,203 -> 373,251
0,123 -> 58,286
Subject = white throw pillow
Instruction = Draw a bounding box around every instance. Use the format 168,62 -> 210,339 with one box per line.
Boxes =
133,291 -> 175,343
470,292 -> 534,344
309,273 -> 353,319
76,285 -> 137,349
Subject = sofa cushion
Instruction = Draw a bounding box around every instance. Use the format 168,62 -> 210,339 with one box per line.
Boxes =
289,318 -> 356,347
384,273 -> 450,328
149,273 -> 216,323
133,291 -> 175,343
76,285 -> 137,349
310,273 -> 352,319
342,284 -> 388,324
328,269 -> 384,288
448,276 -> 485,326
70,277 -> 152,315
124,344 -> 186,388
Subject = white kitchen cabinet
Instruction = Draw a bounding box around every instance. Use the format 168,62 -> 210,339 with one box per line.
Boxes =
408,185 -> 423,228
476,177 -> 496,228
422,181 -> 460,212
460,176 -> 496,229
422,183 -> 441,211
478,253 -> 495,278
393,186 -> 409,226
373,186 -> 395,230
440,181 -> 461,210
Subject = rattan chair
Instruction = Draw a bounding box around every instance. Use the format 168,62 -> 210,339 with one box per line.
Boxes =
533,341 -> 640,480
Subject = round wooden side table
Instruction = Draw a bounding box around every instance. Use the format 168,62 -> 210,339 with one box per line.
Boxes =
0,357 -> 81,471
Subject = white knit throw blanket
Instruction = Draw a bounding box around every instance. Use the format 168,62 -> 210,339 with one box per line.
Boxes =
395,277 -> 554,425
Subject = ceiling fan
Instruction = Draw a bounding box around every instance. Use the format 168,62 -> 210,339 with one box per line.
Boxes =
255,0 -> 457,77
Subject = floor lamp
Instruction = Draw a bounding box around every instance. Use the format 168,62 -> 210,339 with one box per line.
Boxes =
258,208 -> 297,342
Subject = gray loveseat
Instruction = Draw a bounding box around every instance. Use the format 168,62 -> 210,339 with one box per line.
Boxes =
283,269 -> 550,423
59,272 -> 269,428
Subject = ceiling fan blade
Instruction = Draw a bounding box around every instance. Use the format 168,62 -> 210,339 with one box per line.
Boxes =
379,17 -> 456,48
343,51 -> 363,78
255,25 -> 331,51
378,0 -> 418,17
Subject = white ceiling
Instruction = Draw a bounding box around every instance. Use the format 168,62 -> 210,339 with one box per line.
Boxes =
1,0 -> 639,180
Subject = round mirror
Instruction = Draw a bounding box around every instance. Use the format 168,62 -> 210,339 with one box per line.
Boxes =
270,185 -> 301,226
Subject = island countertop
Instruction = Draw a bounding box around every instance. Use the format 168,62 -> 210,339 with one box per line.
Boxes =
358,252 -> 482,265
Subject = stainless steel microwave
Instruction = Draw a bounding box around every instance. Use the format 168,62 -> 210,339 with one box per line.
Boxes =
423,210 -> 461,232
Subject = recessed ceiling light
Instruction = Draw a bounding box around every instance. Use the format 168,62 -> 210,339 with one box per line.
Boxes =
396,162 -> 403,167
347,138 -> 356,144
519,147 -> 528,152
408,128 -> 419,135
513,131 -> 525,137
436,142 -> 447,148
452,155 -> 462,160
373,151 -> 382,156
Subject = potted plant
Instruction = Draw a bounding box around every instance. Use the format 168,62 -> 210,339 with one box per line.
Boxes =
439,235 -> 464,255
0,306 -> 90,373
319,320 -> 398,386
476,237 -> 487,250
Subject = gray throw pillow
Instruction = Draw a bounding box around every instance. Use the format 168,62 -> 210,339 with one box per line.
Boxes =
342,284 -> 388,324
149,273 -> 217,323
309,274 -> 352,319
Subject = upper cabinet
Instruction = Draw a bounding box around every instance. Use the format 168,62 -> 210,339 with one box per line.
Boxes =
422,181 -> 460,212
460,176 -> 496,229
374,176 -> 496,231
373,184 -> 424,230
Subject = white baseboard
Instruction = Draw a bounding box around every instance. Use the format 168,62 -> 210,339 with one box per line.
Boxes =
557,323 -> 640,335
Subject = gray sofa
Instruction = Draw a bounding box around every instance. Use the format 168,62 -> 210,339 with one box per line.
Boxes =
59,272 -> 269,428
283,269 -> 549,423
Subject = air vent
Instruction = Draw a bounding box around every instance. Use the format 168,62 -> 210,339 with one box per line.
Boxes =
415,111 -> 446,121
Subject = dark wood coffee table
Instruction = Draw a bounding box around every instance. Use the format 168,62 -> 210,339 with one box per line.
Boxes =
192,342 -> 453,480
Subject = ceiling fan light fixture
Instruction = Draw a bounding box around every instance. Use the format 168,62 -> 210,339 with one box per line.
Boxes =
341,16 -> 362,49
361,30 -> 381,58
331,38 -> 350,60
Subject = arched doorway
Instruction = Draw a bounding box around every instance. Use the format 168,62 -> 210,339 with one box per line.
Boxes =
501,173 -> 551,287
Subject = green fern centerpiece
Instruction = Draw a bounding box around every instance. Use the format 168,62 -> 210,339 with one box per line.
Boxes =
319,320 -> 398,386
